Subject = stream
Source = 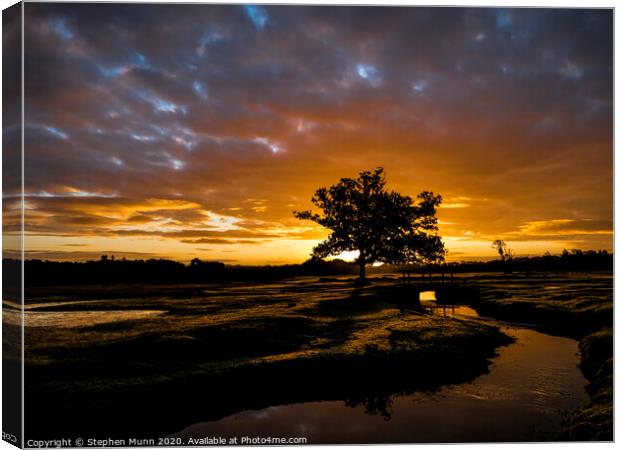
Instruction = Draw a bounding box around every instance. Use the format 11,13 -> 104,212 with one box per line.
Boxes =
173,305 -> 589,443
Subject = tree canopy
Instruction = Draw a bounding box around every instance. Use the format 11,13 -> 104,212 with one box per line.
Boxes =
294,167 -> 445,280
492,240 -> 514,261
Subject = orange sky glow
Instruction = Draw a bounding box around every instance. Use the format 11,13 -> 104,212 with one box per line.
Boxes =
3,4 -> 613,264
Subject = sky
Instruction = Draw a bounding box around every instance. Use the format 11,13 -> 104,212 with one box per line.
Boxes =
4,3 -> 613,264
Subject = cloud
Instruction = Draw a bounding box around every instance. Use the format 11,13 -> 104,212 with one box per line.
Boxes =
508,219 -> 613,241
441,203 -> 470,209
180,238 -> 270,245
18,4 -> 612,262
356,64 -> 382,87
244,5 -> 269,29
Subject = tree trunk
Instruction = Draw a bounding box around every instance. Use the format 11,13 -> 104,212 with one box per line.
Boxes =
358,250 -> 366,282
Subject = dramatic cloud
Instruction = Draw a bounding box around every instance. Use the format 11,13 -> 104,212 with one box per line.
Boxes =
13,4 -> 613,263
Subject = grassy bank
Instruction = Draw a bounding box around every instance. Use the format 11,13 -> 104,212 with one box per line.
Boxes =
23,278 -> 511,439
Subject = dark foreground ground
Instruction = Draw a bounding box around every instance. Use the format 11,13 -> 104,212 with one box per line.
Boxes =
5,271 -> 613,442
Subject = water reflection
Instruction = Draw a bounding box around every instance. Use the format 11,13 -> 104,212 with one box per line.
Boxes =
426,305 -> 480,318
419,291 -> 436,301
418,288 -> 479,318
344,393 -> 394,420
173,327 -> 588,443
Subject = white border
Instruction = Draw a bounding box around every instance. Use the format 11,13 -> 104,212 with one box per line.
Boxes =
0,2 -> 615,450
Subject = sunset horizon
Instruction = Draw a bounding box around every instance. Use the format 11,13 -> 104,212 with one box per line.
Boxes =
5,4 -> 612,265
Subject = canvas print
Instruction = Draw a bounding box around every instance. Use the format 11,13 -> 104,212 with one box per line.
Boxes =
2,2 -> 613,446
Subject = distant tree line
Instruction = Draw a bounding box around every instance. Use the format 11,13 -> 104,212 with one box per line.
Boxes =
4,249 -> 611,288
438,249 -> 612,273
10,256 -> 359,287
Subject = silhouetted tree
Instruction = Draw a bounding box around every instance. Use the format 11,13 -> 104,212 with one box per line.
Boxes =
345,393 -> 394,420
294,167 -> 445,281
492,239 -> 514,274
492,240 -> 514,261
190,258 -> 202,267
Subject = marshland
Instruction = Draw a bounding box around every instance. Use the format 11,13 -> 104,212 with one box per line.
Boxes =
6,261 -> 611,443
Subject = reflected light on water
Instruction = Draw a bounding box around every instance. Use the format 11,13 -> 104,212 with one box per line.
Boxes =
419,290 -> 436,301
173,327 -> 588,443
